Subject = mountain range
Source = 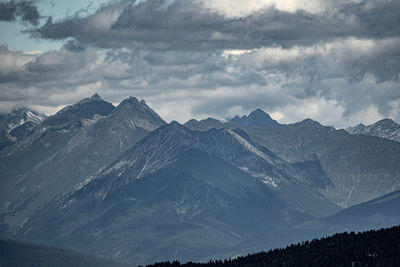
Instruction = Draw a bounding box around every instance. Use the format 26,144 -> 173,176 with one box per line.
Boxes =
0,94 -> 165,231
0,94 -> 399,265
346,118 -> 400,142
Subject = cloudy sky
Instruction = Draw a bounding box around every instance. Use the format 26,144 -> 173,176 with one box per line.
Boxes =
0,0 -> 399,127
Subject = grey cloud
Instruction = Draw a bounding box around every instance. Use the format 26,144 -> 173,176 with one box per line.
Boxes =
235,37 -> 400,119
33,0 -> 400,50
0,0 -> 40,25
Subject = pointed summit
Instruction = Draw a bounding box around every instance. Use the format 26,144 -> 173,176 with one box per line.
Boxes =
90,93 -> 102,100
230,108 -> 279,127
112,96 -> 166,131
78,93 -> 105,104
169,120 -> 182,127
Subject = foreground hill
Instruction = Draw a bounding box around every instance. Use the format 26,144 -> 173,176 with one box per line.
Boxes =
323,189 -> 400,232
0,238 -> 133,267
145,225 -> 400,267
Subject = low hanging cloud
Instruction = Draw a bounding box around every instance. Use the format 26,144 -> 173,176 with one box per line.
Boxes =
0,0 -> 40,25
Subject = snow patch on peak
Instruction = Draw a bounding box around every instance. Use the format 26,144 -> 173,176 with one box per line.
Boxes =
26,111 -> 46,124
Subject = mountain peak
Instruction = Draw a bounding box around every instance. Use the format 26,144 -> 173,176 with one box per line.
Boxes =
230,108 -> 279,127
299,118 -> 322,126
77,93 -> 107,105
375,118 -> 396,126
118,96 -> 141,107
249,108 -> 266,115
167,120 -> 185,129
157,120 -> 188,134
90,93 -> 102,100
113,96 -> 166,131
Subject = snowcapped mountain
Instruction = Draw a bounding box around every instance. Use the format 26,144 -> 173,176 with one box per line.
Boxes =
0,107 -> 47,133
346,118 -> 400,142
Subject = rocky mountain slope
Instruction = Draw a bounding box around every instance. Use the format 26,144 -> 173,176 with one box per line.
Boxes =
185,112 -> 400,208
1,102 -> 399,266
226,118 -> 400,208
0,94 -> 165,231
16,122 -> 339,265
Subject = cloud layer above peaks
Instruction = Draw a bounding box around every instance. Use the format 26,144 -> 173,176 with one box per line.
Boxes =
0,0 -> 399,127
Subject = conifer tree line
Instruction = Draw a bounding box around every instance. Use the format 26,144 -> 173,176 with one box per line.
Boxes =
143,225 -> 400,267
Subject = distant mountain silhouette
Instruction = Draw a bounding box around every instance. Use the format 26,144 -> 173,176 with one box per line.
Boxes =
230,109 -> 279,127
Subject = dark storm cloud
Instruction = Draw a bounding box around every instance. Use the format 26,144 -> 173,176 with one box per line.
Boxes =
0,0 -> 40,25
34,0 -> 400,50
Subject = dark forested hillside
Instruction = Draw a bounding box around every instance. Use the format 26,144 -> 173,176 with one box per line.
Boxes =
144,225 -> 400,267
